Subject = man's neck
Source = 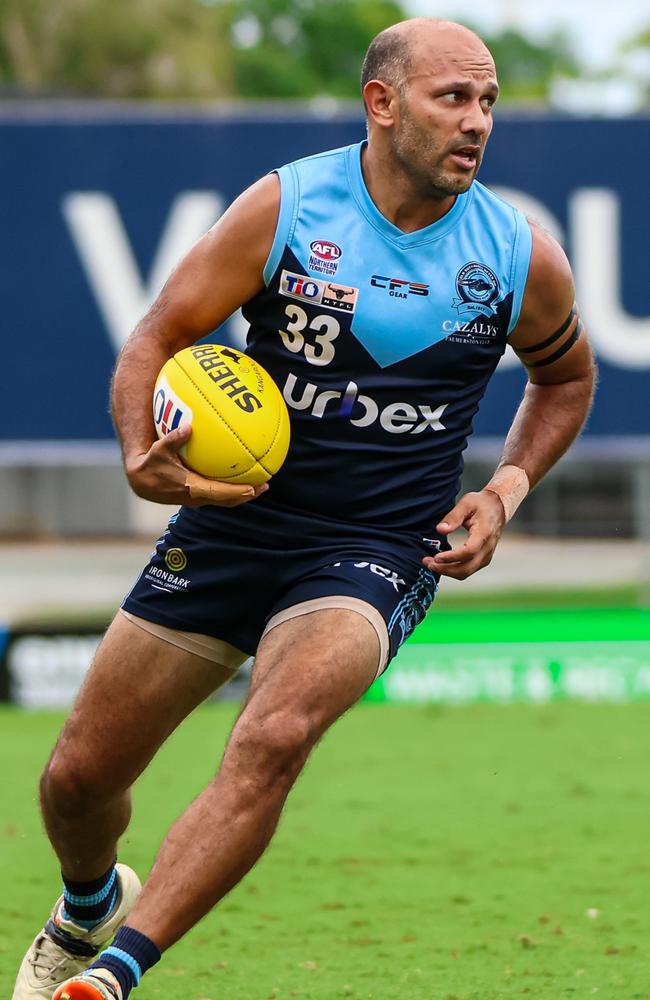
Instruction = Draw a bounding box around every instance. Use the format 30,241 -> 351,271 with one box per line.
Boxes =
361,141 -> 457,234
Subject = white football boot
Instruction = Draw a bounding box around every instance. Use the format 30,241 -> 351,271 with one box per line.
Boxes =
11,863 -> 141,1000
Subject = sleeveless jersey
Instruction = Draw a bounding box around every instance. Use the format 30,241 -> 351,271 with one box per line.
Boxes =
242,141 -> 532,533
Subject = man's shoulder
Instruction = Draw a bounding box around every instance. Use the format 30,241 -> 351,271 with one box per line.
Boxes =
277,142 -> 359,177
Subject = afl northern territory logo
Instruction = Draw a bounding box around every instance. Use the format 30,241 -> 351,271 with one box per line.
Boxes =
452,262 -> 500,317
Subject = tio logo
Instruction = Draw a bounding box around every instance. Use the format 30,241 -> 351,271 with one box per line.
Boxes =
282,273 -> 321,299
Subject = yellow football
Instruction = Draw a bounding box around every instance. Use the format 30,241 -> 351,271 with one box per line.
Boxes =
153,344 -> 290,485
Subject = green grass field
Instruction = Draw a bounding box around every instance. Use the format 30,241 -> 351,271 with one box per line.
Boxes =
2,701 -> 650,999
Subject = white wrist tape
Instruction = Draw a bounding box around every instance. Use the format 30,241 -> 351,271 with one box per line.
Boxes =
483,465 -> 530,523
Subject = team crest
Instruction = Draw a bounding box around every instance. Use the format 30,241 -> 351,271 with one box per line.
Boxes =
452,262 -> 500,317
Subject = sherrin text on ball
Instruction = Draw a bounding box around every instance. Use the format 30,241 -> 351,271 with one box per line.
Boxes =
153,344 -> 290,485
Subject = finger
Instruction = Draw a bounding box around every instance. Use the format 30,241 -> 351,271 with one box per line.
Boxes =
424,549 -> 473,573
435,533 -> 489,562
427,549 -> 471,567
423,536 -> 492,570
435,560 -> 483,581
159,423 -> 192,453
185,472 -> 255,503
436,495 -> 475,533
423,552 -> 490,580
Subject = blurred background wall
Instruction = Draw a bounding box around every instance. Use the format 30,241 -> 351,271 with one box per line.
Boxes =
1,0 -> 649,542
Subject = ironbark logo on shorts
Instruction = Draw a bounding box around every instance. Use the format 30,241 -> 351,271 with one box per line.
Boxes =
165,548 -> 187,572
452,262 -> 500,317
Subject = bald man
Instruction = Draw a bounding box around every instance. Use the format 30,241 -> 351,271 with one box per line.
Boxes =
14,19 -> 594,1000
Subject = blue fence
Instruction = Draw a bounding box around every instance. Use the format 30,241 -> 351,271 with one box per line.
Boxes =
2,109 -> 649,449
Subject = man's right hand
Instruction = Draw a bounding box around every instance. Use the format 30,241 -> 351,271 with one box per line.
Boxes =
124,424 -> 269,508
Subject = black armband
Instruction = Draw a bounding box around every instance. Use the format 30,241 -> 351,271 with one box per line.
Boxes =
526,320 -> 583,368
517,305 -> 577,355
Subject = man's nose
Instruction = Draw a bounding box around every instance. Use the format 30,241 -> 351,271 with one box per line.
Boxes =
460,100 -> 489,136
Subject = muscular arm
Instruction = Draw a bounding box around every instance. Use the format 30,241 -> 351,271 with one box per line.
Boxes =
496,221 -> 595,487
427,221 -> 596,579
111,173 -> 280,505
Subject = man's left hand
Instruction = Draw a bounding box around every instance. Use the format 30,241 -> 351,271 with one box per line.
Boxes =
424,490 -> 506,580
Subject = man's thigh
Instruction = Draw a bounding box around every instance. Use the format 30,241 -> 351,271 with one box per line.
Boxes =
52,612 -> 236,792
243,608 -> 380,737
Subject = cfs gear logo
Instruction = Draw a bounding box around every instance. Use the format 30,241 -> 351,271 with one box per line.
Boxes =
165,547 -> 187,572
283,373 -> 448,435
280,270 -> 358,313
308,240 -> 342,275
452,262 -> 500,317
153,375 -> 193,436
370,275 -> 429,299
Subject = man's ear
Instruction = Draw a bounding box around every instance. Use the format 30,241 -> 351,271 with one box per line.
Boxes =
363,80 -> 399,128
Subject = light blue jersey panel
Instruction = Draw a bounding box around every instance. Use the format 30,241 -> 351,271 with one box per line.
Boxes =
248,142 -> 532,531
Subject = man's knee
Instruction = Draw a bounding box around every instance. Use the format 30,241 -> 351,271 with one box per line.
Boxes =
230,708 -> 320,786
40,745 -> 125,818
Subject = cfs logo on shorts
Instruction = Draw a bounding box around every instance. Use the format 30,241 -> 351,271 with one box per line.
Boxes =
153,374 -> 193,436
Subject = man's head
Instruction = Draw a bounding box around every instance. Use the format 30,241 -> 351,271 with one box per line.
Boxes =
361,19 -> 498,198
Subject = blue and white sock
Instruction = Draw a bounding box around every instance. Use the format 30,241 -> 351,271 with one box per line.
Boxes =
88,925 -> 161,997
62,864 -> 118,929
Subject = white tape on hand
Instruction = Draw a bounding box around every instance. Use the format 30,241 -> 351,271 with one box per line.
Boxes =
483,465 -> 530,523
185,473 -> 255,502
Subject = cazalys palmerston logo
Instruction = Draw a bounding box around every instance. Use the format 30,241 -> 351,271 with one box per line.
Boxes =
452,262 -> 500,317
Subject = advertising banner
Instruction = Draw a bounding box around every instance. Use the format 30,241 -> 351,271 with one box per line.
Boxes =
1,110 -> 649,453
0,621 -> 251,709
366,607 -> 650,705
2,609 -> 649,709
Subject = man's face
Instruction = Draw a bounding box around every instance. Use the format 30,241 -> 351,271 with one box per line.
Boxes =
390,40 -> 498,198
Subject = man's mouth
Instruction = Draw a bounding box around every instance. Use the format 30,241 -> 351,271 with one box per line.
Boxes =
448,145 -> 480,170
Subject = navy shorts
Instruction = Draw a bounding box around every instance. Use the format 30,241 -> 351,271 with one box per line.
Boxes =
122,499 -> 447,672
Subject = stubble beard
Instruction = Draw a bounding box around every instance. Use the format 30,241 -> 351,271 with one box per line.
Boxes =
391,107 -> 477,200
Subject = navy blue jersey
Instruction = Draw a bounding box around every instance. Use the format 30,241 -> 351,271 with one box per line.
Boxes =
242,141 -> 532,533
